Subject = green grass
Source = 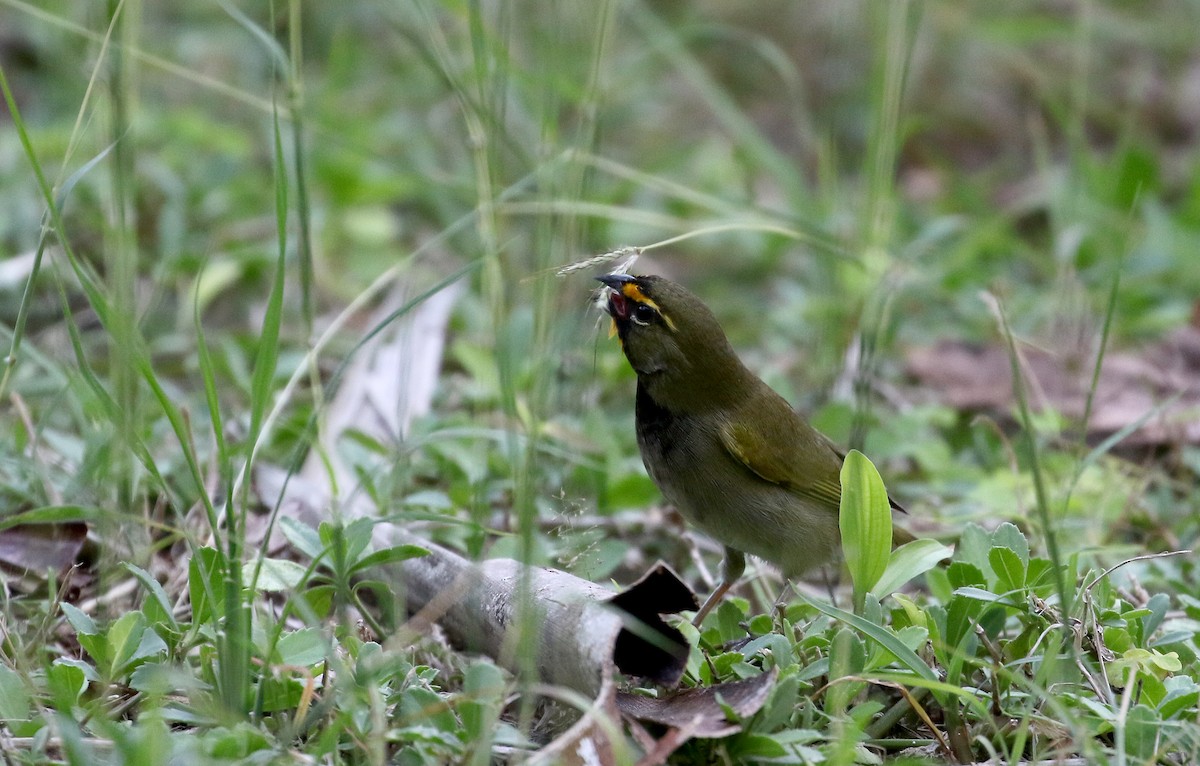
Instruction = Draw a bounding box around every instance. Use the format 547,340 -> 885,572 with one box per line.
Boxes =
2,0 -> 1200,763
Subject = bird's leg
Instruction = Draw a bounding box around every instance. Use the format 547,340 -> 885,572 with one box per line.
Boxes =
692,547 -> 745,627
772,581 -> 796,620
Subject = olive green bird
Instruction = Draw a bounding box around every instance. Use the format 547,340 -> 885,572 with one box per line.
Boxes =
598,273 -> 906,625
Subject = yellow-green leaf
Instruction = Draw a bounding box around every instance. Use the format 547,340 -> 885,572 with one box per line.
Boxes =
839,450 -> 892,612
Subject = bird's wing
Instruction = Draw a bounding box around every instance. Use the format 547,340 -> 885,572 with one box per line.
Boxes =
717,396 -> 845,512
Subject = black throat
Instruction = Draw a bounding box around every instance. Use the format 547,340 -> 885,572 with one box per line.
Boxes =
634,379 -> 687,466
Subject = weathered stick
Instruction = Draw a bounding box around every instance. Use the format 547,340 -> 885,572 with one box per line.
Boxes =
383,530 -> 694,698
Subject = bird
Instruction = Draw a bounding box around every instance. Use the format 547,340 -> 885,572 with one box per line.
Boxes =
597,272 -> 905,625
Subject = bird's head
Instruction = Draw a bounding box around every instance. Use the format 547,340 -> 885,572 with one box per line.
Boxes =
597,273 -> 749,410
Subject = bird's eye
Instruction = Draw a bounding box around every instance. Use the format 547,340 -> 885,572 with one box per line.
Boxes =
632,303 -> 658,325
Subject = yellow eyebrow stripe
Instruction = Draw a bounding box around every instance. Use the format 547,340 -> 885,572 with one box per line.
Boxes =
620,282 -> 676,331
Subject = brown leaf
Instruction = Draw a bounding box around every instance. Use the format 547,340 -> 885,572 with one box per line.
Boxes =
616,667 -> 777,741
0,522 -> 87,577
905,326 -> 1200,446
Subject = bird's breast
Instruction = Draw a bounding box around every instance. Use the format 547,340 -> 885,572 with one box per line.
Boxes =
633,383 -> 840,577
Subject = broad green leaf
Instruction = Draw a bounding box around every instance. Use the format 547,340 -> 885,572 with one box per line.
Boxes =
400,686 -> 458,731
715,599 -> 747,641
129,663 -> 207,696
872,539 -> 952,598
988,546 -> 1026,592
1159,677 -> 1200,719
278,517 -> 324,560
106,611 -> 147,676
1140,673 -> 1168,708
952,523 -> 993,576
728,733 -> 788,759
742,633 -> 796,671
47,662 -> 88,709
319,518 -> 375,569
889,594 -> 927,631
0,665 -> 31,720
946,562 -> 987,590
754,670 -> 800,732
61,602 -> 97,636
1143,593 -> 1170,639
839,449 -> 892,611
1026,558 -> 1057,597
989,522 -> 1029,566
57,657 -> 99,680
1122,704 -> 1160,760
464,661 -> 506,700
133,628 -> 168,663
244,558 -> 308,592
276,628 -> 328,667
944,594 -> 984,650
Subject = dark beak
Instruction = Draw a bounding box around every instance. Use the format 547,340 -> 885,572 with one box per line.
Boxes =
596,273 -> 636,291
597,273 -> 635,321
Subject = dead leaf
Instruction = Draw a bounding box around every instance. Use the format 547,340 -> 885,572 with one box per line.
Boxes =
616,667 -> 777,741
906,326 -> 1200,446
0,522 -> 87,579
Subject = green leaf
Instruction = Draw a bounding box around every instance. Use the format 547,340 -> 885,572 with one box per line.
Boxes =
47,662 -> 88,710
989,522 -> 1029,567
300,584 -> 335,618
754,671 -> 800,732
728,733 -> 788,759
951,587 -> 1021,608
0,505 -> 105,530
464,661 -> 506,700
944,594 -> 984,650
865,625 -> 928,672
742,633 -> 796,671
1159,678 -> 1200,719
1122,704 -> 1160,760
278,517 -> 324,560
793,593 -> 938,685
0,665 -> 31,721
988,546 -> 1026,593
122,563 -> 179,633
128,663 -> 204,696
348,544 -> 430,575
1143,593 -> 1170,639
276,628 -> 329,667
952,523 -> 993,577
826,627 -> 865,716
946,561 -> 987,590
244,558 -> 309,592
61,602 -> 97,636
715,599 -> 747,642
1026,558 -> 1058,597
839,450 -> 892,611
188,546 -> 224,628
400,686 -> 458,731
460,662 -> 504,749
321,517 -> 375,568
872,539 -> 952,598
106,612 -> 147,677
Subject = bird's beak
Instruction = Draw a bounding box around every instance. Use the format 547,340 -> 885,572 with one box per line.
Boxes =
596,273 -> 636,291
596,273 -> 635,322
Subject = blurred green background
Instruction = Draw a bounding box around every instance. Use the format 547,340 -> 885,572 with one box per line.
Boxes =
3,0 -> 1200,761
